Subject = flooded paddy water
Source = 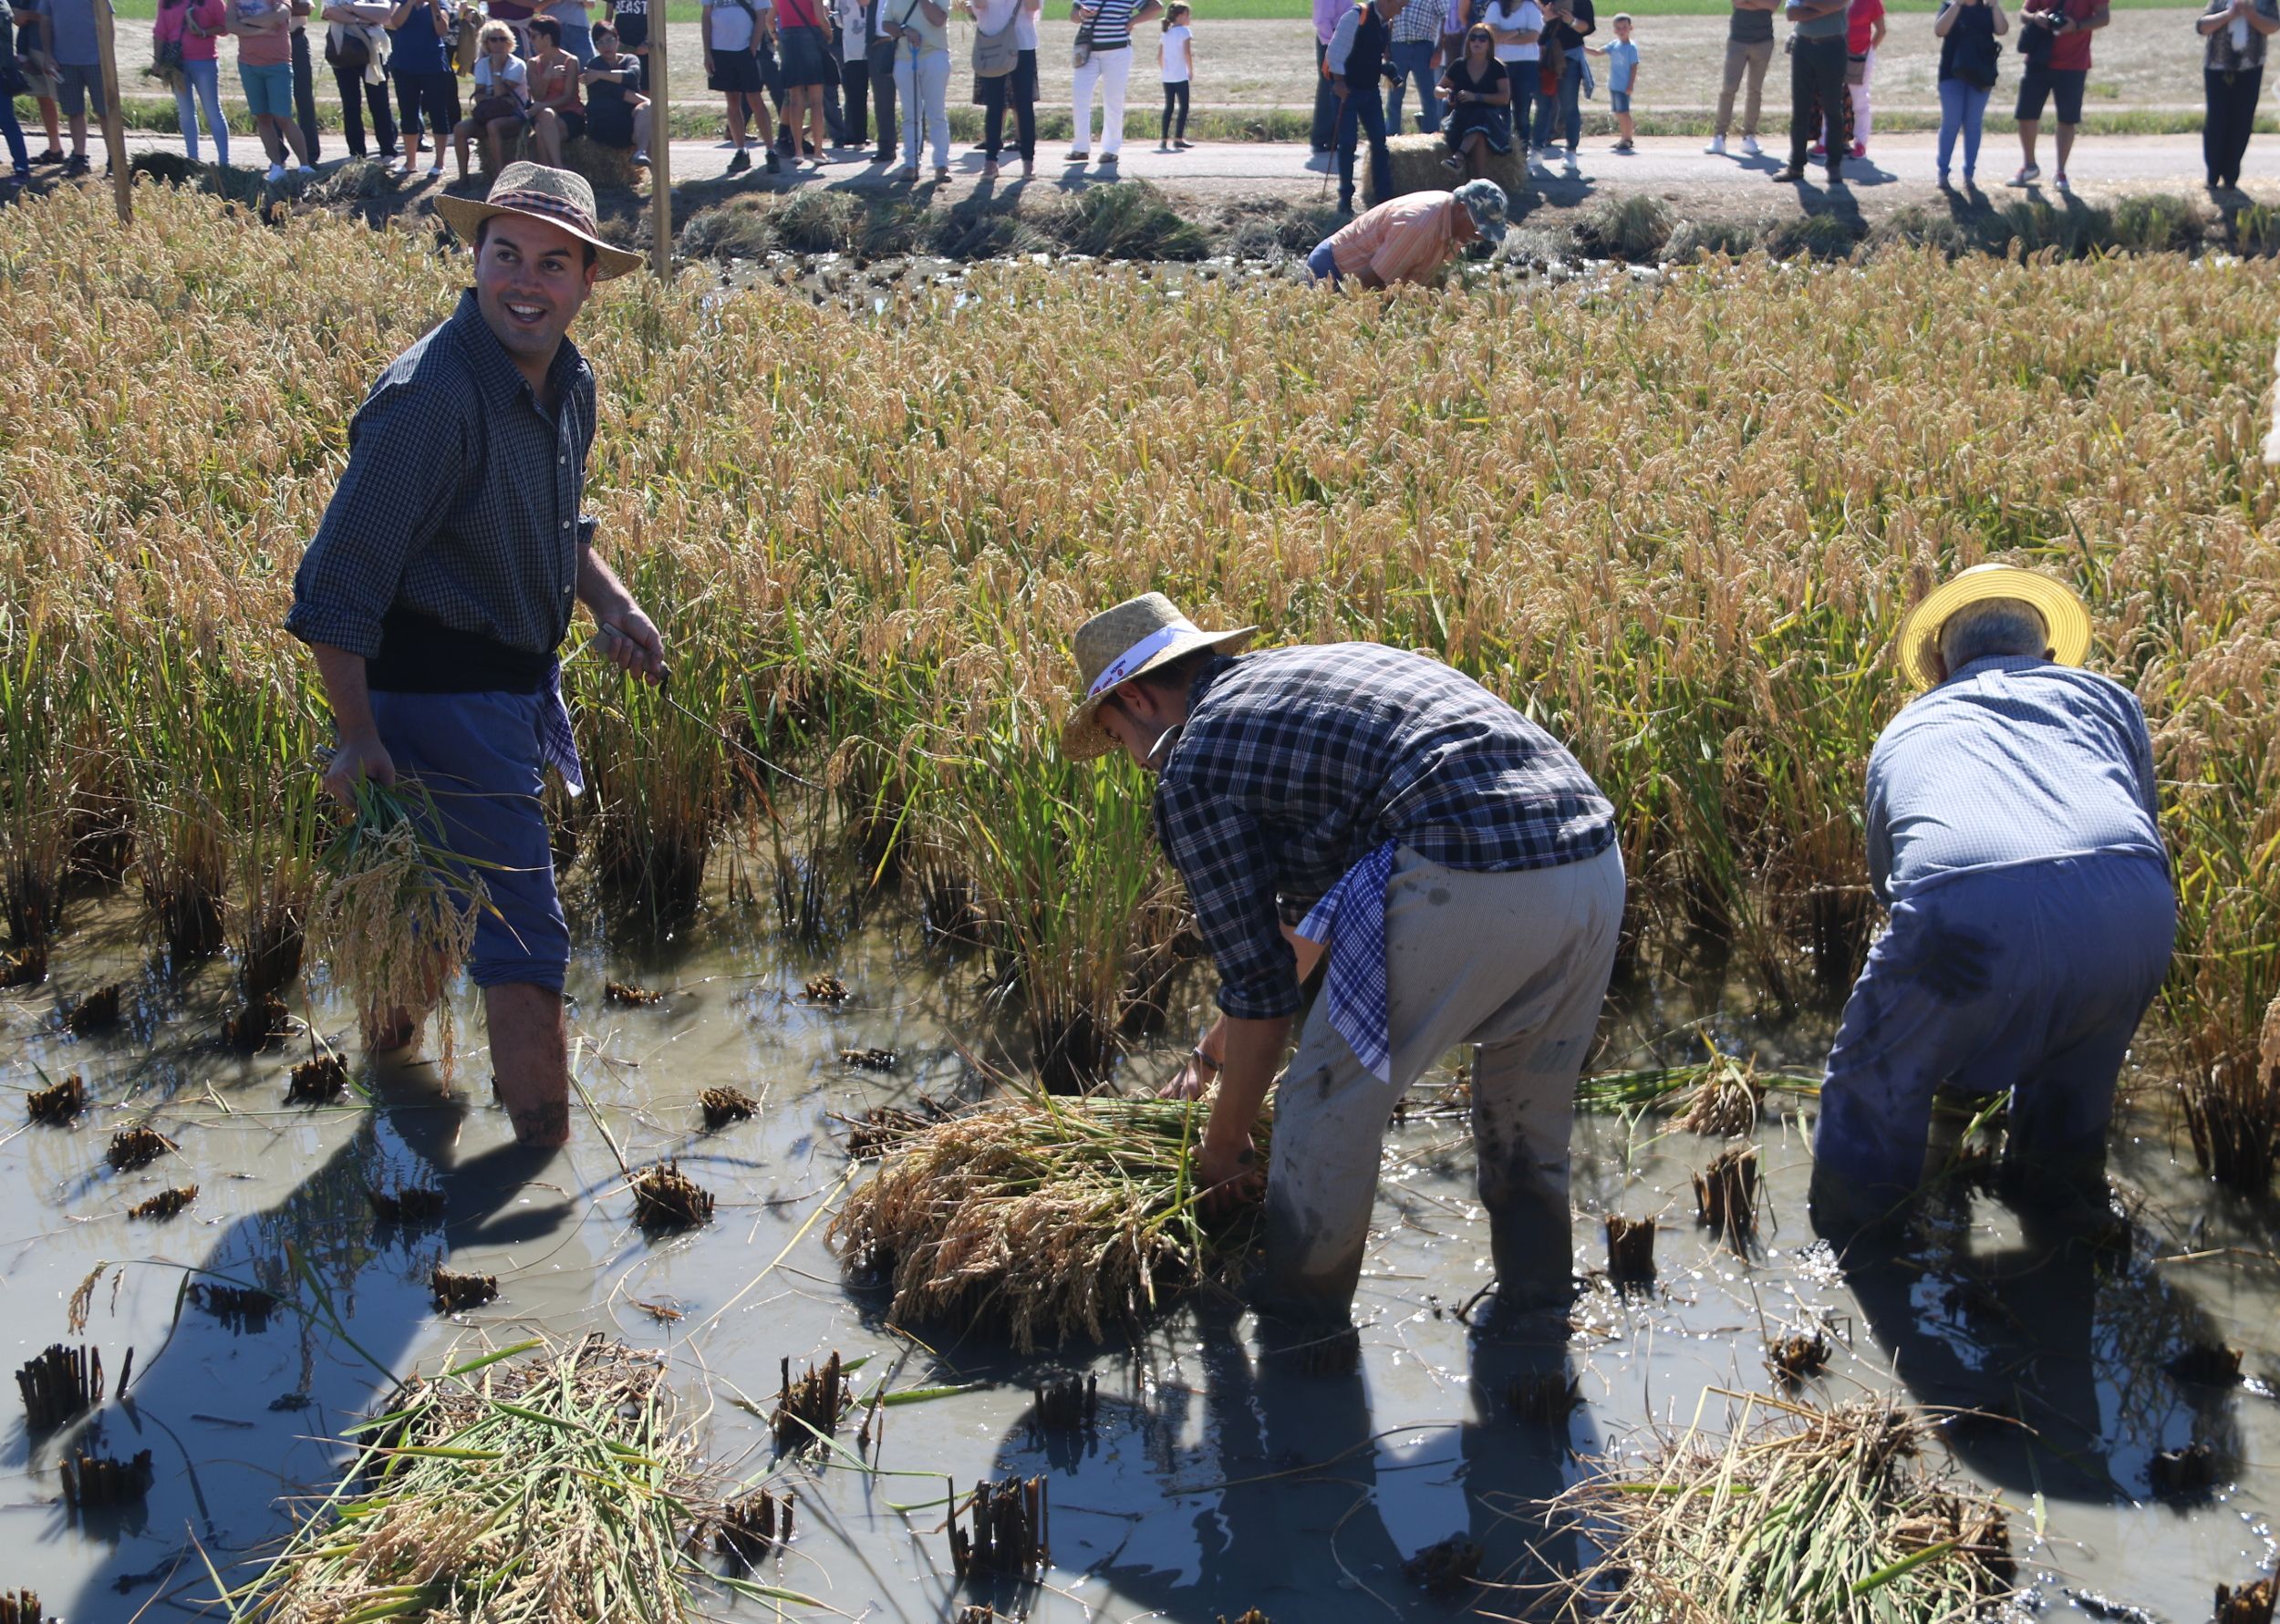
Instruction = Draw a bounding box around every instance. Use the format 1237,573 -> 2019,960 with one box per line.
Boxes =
3,865 -> 2276,1624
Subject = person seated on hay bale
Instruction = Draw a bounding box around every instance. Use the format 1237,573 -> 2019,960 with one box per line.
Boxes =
1304,176 -> 1507,288
582,20 -> 653,166
1062,594 -> 1625,1327
285,163 -> 665,1149
1437,21 -> 1513,178
1808,564 -> 2175,1240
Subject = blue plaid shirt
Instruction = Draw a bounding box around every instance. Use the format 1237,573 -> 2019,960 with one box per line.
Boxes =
285,290 -> 598,665
1155,644 -> 1616,1021
1865,656 -> 2167,904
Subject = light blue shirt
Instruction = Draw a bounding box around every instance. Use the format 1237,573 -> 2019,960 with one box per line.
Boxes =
1602,35 -> 1635,90
1863,656 -> 2166,904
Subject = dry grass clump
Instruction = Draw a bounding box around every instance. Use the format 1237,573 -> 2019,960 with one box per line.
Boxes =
106,1125 -> 175,1172
700,1086 -> 757,1130
129,1184 -> 198,1220
429,1267 -> 498,1313
26,1072 -> 87,1124
233,1338 -> 731,1624
1555,1397 -> 2012,1623
1694,1145 -> 1761,1245
64,983 -> 122,1037
631,1162 -> 716,1229
59,1447 -> 154,1509
828,1095 -> 1264,1350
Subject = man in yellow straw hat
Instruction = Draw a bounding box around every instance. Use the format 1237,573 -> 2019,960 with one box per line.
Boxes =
1810,563 -> 2174,1236
1063,593 -> 1625,1327
287,163 -> 662,1149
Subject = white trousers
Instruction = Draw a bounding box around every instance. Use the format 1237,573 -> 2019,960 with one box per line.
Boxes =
894,47 -> 950,169
1070,43 -> 1131,155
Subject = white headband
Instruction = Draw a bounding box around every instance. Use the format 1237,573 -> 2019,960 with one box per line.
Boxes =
1086,626 -> 1189,699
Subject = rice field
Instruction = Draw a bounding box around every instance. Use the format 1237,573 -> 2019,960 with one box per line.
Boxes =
0,179 -> 2277,1618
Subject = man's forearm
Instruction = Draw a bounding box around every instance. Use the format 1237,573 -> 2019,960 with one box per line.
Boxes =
1203,1013 -> 1293,1158
575,543 -> 635,621
310,642 -> 381,743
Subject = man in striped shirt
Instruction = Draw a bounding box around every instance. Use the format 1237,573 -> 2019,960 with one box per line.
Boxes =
1068,0 -> 1158,164
1305,179 -> 1507,287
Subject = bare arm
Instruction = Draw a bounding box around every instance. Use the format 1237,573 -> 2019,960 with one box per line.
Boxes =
1168,926 -> 1324,1100
1933,0 -> 1958,38
309,644 -> 397,803
576,546 -> 667,681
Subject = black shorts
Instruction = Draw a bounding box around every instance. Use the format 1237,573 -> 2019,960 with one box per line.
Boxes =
391,65 -> 460,136
611,10 -> 647,48
710,44 -> 765,92
775,22 -> 833,87
551,105 -> 587,140
588,93 -> 637,145
2015,63 -> 2087,124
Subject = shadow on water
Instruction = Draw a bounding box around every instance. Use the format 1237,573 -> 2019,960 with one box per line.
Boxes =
39,1059 -> 587,1621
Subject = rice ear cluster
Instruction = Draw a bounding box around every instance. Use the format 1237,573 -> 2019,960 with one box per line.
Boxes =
827,1096 -> 1264,1350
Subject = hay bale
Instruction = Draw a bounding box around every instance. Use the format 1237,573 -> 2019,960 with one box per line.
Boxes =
1372,133 -> 1529,207
479,135 -> 638,191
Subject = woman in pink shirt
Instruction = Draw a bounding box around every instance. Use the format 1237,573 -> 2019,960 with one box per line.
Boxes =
155,0 -> 229,164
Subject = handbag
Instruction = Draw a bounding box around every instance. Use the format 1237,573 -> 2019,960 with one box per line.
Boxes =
326,26 -> 370,67
1071,3 -> 1094,68
972,4 -> 1017,74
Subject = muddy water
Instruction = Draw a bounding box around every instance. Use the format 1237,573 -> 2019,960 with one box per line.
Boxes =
4,880 -> 2277,1623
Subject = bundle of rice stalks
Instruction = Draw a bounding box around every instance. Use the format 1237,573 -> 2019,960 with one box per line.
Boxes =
948,1475 -> 1050,1580
1605,1215 -> 1656,1282
367,1184 -> 445,1226
803,974 -> 849,1005
2217,1575 -> 2276,1624
1555,1397 -> 2013,1623
715,1488 -> 793,1566
827,1095 -> 1265,1350
285,1054 -> 348,1105
1767,1329 -> 1831,1385
430,1267 -> 498,1313
107,1125 -> 175,1172
15,1343 -> 105,1432
64,983 -> 122,1037
771,1353 -> 848,1454
309,781 -> 483,1078
1694,1145 -> 1761,1246
232,1338 -> 773,1623
59,1447 -> 153,1509
605,979 -> 667,1007
0,1592 -> 45,1623
130,1184 -> 198,1220
1404,1534 -> 1483,1598
700,1086 -> 757,1130
26,1072 -> 87,1124
1578,1060 -> 1823,1120
1676,1055 -> 1767,1137
631,1162 -> 715,1230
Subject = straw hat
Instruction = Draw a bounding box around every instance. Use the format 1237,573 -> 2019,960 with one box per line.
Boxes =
433,161 -> 643,281
1896,563 -> 2093,691
1060,594 -> 1256,760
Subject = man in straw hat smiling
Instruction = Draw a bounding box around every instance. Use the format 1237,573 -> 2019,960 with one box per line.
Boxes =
287,163 -> 663,1149
1810,563 -> 2175,1238
1064,594 -> 1624,1327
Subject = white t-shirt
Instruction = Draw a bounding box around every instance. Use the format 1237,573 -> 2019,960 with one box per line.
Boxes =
1014,0 -> 1036,48
705,0 -> 764,51
474,51 -> 527,91
1159,19 -> 1190,79
1487,0 -> 1539,60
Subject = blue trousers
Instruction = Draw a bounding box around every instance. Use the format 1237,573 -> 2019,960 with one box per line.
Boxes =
371,688 -> 570,992
1333,83 -> 1391,207
1812,853 -> 2175,1210
0,89 -> 26,176
1383,37 -> 1441,134
1532,52 -> 1580,150
1936,76 -> 1990,181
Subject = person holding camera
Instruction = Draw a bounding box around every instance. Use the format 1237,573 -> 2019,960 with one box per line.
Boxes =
2006,0 -> 2105,191
1326,0 -> 1403,213
1530,0 -> 1589,161
1933,0 -> 2005,188
2200,0 -> 2277,192
322,0 -> 399,160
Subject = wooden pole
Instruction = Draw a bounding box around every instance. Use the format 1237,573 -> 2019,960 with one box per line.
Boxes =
92,0 -> 133,222
647,9 -> 670,279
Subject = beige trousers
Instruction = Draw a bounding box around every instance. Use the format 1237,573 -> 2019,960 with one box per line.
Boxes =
1256,842 -> 1625,1322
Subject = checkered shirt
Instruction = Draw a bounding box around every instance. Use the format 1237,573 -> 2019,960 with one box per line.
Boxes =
1154,644 -> 1616,1021
1391,0 -> 1448,44
285,289 -> 598,664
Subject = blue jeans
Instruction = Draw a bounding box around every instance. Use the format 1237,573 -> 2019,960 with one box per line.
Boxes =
554,21 -> 594,62
0,88 -> 26,176
173,57 -> 228,165
1532,52 -> 1580,150
1936,77 -> 1989,179
370,688 -> 571,992
1383,37 -> 1441,134
1811,853 -> 2175,1213
1306,236 -> 1342,284
1333,82 -> 1390,207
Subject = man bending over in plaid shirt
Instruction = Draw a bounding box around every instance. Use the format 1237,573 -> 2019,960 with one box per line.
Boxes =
1061,593 -> 1624,1330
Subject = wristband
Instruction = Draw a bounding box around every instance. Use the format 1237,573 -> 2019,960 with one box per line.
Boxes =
1190,1045 -> 1223,1073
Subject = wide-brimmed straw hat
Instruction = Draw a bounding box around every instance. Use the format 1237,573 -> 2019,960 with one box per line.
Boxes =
1060,594 -> 1257,760
1896,563 -> 2092,691
433,161 -> 644,280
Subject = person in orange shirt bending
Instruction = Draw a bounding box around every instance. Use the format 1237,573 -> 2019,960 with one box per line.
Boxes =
1304,178 -> 1507,287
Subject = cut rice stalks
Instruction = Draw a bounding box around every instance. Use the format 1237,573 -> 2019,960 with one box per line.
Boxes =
1604,1215 -> 1656,1283
26,1072 -> 87,1124
64,983 -> 122,1037
16,1343 -> 105,1432
605,979 -> 667,1007
700,1086 -> 757,1130
222,995 -> 293,1055
107,1125 -> 175,1172
0,946 -> 47,989
716,1487 -> 793,1567
1030,1373 -> 1097,1434
1767,1329 -> 1832,1385
1694,1145 -> 1761,1246
1554,1395 -> 2013,1624
368,1184 -> 445,1226
771,1353 -> 849,1455
285,1054 -> 349,1106
429,1267 -> 497,1314
230,1337 -> 772,1624
0,1592 -> 46,1623
309,780 -> 484,1080
2217,1575 -> 2276,1624
129,1184 -> 198,1221
59,1447 -> 153,1509
827,1094 -> 1266,1350
948,1474 -> 1050,1580
632,1161 -> 716,1229
1404,1534 -> 1483,1598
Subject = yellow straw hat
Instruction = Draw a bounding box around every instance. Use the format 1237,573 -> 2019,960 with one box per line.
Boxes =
1060,594 -> 1256,760
1896,563 -> 2093,692
433,161 -> 644,280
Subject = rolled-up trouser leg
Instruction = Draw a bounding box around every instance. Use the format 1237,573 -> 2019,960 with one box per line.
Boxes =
1259,842 -> 1626,1324
370,688 -> 570,993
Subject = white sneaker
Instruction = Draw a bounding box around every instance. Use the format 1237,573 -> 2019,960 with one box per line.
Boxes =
1741,135 -> 1762,157
389,155 -> 410,174
1705,134 -> 1726,155
428,161 -> 446,177
264,161 -> 286,181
